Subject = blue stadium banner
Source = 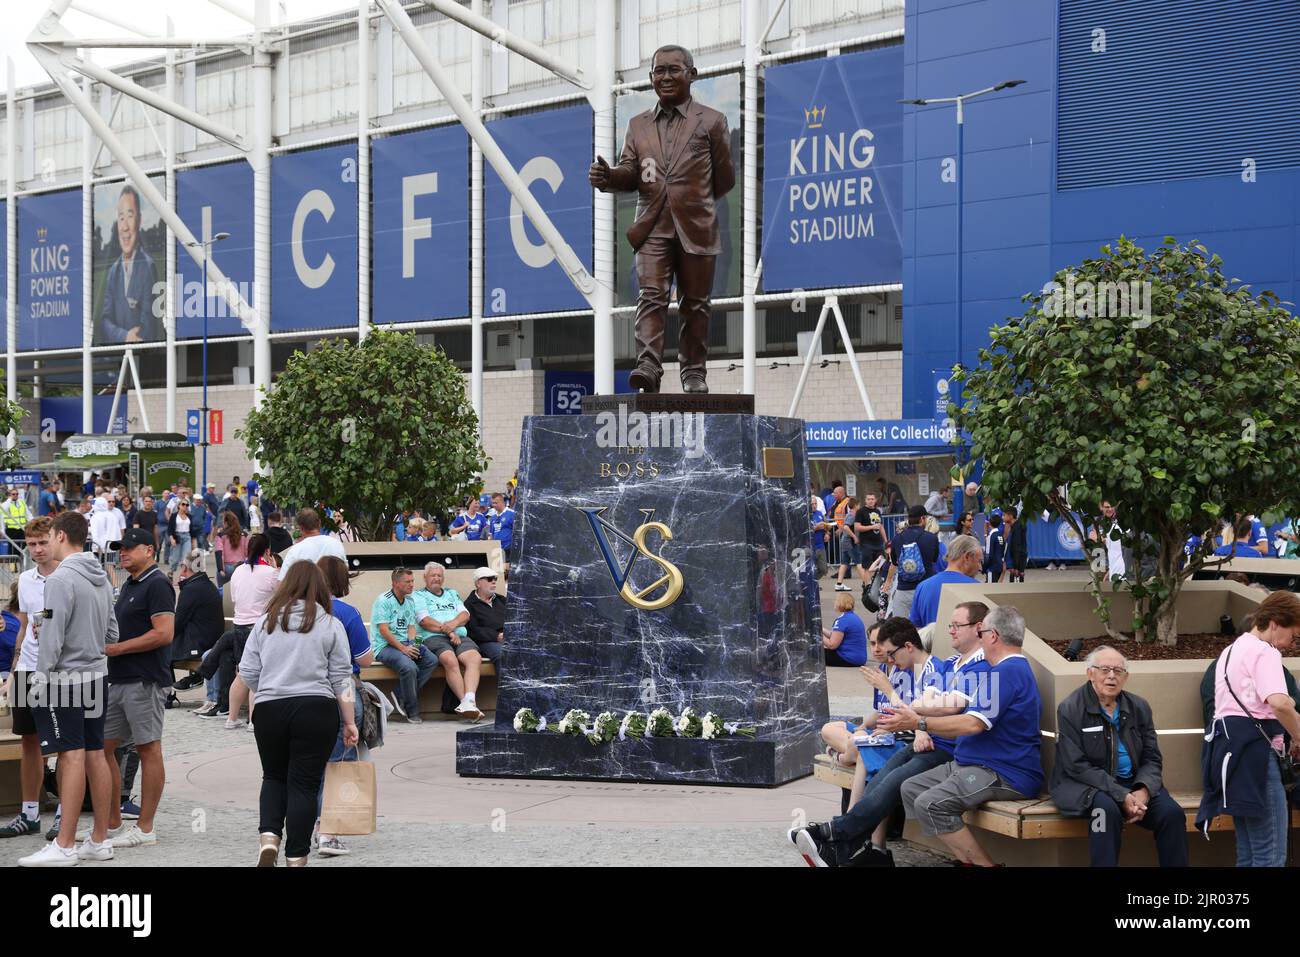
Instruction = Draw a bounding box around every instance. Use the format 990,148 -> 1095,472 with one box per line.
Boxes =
761,46 -> 903,291
372,125 -> 470,323
271,144 -> 359,331
484,105 -> 593,315
176,162 -> 255,339
18,189 -> 83,351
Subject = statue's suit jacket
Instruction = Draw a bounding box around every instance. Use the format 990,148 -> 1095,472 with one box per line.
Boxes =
604,100 -> 736,255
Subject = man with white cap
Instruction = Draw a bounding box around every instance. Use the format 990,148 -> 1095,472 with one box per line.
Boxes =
463,567 -> 508,666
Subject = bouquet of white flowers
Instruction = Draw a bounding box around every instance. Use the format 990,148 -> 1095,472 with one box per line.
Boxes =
619,711 -> 648,740
675,707 -> 703,738
701,712 -> 757,739
647,707 -> 675,737
556,709 -> 592,735
587,711 -> 621,745
513,708 -> 547,733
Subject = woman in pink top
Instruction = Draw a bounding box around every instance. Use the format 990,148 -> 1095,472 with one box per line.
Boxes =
222,534 -> 279,731
215,511 -> 250,587
1206,590 -> 1300,866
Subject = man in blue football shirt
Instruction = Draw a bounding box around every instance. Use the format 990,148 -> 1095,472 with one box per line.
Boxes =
888,606 -> 1042,868
486,492 -> 516,579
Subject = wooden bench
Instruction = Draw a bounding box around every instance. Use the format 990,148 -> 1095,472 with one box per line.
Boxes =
360,662 -> 497,719
813,754 -> 1300,838
0,731 -> 23,813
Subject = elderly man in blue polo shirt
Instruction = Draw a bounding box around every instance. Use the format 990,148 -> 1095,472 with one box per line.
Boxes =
884,605 -> 1042,867
909,534 -> 983,629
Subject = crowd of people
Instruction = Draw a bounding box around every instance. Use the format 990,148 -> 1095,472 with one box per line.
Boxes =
796,587 -> 1300,868
0,484 -> 513,866
390,482 -> 518,578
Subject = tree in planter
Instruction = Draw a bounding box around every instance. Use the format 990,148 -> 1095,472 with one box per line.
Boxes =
238,328 -> 488,543
952,236 -> 1300,646
0,400 -> 26,472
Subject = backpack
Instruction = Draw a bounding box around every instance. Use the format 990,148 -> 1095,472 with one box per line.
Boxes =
897,539 -> 927,586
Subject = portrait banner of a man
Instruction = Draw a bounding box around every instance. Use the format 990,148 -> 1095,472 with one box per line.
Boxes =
92,176 -> 167,345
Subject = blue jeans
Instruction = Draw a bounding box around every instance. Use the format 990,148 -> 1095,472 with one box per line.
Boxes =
316,686 -> 364,819
829,744 -> 951,854
169,533 -> 191,571
200,649 -> 219,703
1234,756 -> 1288,867
376,643 -> 438,717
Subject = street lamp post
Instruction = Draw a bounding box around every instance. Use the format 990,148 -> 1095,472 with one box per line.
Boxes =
901,80 -> 1025,374
184,232 -> 231,494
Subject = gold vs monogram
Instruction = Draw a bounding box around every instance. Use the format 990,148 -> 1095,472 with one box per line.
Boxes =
577,506 -> 685,611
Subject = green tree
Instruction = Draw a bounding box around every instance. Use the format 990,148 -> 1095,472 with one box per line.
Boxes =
0,401 -> 26,472
238,328 -> 488,542
953,237 -> 1300,645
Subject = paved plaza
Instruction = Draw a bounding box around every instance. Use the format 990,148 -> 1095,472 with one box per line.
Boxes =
10,573 -> 1099,868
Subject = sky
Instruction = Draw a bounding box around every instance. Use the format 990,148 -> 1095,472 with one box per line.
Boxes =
4,0 -> 360,90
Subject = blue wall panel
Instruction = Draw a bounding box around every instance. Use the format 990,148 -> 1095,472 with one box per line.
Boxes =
902,0 -> 1300,417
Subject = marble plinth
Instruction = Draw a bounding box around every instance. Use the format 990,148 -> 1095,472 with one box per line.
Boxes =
455,410 -> 829,787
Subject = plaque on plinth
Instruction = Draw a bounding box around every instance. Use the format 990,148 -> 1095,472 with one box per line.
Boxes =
455,403 -> 828,787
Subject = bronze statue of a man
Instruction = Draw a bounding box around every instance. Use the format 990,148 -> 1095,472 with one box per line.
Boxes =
589,45 -> 735,394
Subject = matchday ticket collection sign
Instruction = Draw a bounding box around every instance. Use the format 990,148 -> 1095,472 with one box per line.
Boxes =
6,50 -> 904,350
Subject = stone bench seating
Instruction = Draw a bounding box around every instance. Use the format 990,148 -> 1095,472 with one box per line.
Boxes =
812,753 -> 1300,839
360,662 -> 497,718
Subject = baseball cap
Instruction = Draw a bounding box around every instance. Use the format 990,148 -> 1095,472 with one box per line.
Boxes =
474,566 -> 498,582
111,528 -> 156,551
908,504 -> 928,521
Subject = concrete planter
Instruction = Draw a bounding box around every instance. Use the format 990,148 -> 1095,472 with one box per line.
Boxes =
915,578 -> 1298,865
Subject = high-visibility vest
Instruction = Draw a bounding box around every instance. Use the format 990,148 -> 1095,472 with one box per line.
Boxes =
2,497 -> 29,530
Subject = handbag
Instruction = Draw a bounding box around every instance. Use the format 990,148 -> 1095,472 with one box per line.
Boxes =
320,747 -> 377,835
1222,644 -> 1300,792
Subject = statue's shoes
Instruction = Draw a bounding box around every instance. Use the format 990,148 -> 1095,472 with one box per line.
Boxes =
629,365 -> 661,393
681,372 -> 708,394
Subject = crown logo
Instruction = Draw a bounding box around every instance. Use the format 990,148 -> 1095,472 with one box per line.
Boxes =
36,227 -> 48,242
805,105 -> 827,129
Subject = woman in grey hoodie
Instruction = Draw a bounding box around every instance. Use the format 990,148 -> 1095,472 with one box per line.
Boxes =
239,559 -> 357,867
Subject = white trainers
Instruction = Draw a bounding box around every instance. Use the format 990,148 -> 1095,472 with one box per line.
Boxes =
76,839 -> 115,862
224,718 -> 247,730
19,841 -> 79,867
318,836 -> 351,857
455,699 -> 484,721
74,823 -> 124,842
109,825 -> 157,848
834,583 -> 851,592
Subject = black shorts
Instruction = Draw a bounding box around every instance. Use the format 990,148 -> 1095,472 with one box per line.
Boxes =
30,677 -> 108,755
10,671 -> 37,736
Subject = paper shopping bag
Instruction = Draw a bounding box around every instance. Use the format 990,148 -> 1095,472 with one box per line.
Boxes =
320,759 -> 377,835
